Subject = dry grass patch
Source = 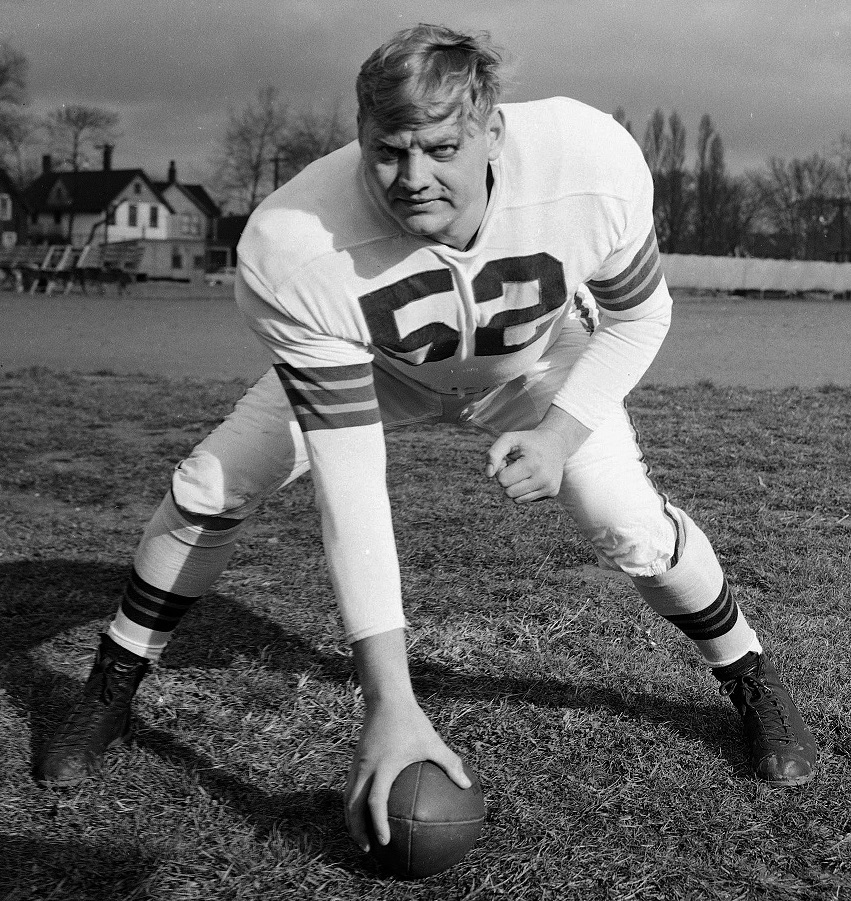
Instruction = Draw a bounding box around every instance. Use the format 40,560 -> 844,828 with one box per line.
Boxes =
1,368 -> 850,900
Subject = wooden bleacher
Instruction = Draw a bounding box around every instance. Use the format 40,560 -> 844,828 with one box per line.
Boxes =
0,241 -> 144,295
0,245 -> 53,292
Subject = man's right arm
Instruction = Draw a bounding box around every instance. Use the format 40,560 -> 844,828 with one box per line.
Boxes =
345,629 -> 471,851
234,265 -> 471,849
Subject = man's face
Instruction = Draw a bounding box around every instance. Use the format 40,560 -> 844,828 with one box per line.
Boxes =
360,107 -> 505,250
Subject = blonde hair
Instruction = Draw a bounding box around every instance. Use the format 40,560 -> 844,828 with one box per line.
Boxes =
356,23 -> 504,135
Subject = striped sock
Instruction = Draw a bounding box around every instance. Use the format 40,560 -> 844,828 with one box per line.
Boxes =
108,491 -> 244,661
631,508 -> 762,667
109,567 -> 201,661
662,578 -> 739,645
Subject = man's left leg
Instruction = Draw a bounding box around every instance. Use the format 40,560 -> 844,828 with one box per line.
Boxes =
557,408 -> 817,786
35,368 -> 310,785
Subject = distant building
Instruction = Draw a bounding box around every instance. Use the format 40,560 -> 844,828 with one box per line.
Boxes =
0,168 -> 29,249
209,214 -> 249,270
25,147 -> 172,252
154,160 -> 222,279
23,149 -> 230,280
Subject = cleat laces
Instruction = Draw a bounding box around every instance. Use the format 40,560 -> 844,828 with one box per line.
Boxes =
719,672 -> 795,744
47,659 -> 141,751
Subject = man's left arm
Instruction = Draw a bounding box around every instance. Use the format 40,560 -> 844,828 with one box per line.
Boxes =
487,150 -> 672,501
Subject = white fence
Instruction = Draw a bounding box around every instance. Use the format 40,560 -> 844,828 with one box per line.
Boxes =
661,254 -> 851,295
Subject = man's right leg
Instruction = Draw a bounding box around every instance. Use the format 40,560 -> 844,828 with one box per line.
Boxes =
35,368 -> 310,785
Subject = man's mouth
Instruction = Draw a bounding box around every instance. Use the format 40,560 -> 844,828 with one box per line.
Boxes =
395,197 -> 441,209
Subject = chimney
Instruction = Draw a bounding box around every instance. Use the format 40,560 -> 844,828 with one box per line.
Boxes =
42,154 -> 52,174
102,143 -> 114,171
168,160 -> 177,184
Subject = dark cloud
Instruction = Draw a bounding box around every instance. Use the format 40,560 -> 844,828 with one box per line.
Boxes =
3,0 -> 848,180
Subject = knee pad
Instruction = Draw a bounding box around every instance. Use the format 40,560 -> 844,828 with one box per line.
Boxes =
588,516 -> 677,578
630,508 -> 724,614
171,449 -> 263,521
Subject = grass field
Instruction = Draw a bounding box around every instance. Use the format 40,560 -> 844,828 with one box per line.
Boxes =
1,367 -> 850,900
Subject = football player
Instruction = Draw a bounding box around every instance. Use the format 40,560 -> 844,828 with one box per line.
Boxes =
36,24 -> 817,852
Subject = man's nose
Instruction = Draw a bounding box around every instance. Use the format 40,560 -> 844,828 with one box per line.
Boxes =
397,152 -> 431,192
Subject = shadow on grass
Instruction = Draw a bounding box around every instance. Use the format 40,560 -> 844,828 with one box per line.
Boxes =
0,836 -> 158,900
2,558 -> 746,868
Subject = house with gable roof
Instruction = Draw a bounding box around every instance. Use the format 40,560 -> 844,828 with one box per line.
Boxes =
25,147 -> 172,252
0,168 -> 29,249
24,147 -> 226,281
153,160 -> 223,279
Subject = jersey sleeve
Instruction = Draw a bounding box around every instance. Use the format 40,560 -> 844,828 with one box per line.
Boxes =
235,263 -> 406,644
585,150 -> 669,322
552,148 -> 673,429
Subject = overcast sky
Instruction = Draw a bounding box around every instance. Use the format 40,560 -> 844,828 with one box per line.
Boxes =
3,0 -> 849,187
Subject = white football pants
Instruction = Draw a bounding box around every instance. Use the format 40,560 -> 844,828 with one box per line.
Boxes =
113,322 -> 760,666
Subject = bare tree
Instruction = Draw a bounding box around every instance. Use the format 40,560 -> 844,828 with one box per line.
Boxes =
46,104 -> 120,242
0,42 -> 28,106
612,106 -> 633,137
721,175 -> 761,257
641,108 -> 666,176
213,89 -> 355,213
660,111 -> 690,252
693,114 -> 731,254
47,104 -> 120,173
0,106 -> 40,187
832,133 -> 851,197
750,153 -> 840,259
643,109 -> 690,252
0,42 -> 35,187
828,134 -> 851,258
212,85 -> 289,213
272,99 -> 354,188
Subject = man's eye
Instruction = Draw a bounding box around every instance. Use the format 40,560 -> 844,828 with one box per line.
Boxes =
431,145 -> 457,158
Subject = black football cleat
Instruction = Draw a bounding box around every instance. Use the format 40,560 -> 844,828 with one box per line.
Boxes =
714,651 -> 817,786
35,633 -> 150,787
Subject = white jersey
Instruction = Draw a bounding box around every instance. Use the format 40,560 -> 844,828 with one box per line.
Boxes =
238,97 -> 667,427
235,97 -> 672,641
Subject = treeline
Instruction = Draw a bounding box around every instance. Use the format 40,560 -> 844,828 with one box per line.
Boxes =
2,39 -> 849,262
215,92 -> 851,264
0,43 -> 355,219
211,85 -> 354,214
0,44 -> 119,186
615,106 -> 851,261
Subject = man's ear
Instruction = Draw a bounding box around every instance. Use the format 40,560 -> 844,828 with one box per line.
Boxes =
487,108 -> 506,161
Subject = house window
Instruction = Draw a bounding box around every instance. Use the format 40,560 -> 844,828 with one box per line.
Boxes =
128,204 -> 138,227
149,205 -> 159,228
133,182 -> 141,194
171,246 -> 184,269
106,207 -> 116,225
53,212 -> 62,225
179,212 -> 202,236
0,194 -> 11,221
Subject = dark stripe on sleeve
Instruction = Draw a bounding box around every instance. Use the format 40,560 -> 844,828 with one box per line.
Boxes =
587,227 -> 664,312
275,360 -> 382,432
662,580 -> 739,641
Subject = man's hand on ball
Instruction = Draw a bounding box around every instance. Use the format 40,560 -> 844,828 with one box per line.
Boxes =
344,697 -> 471,852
